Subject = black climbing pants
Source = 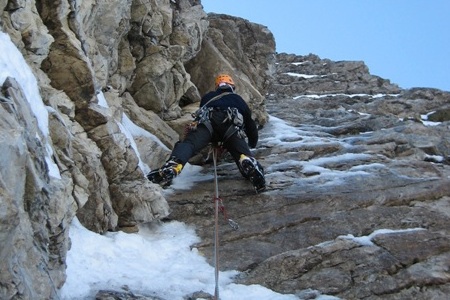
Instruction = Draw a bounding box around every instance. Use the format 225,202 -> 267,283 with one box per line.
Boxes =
171,110 -> 252,166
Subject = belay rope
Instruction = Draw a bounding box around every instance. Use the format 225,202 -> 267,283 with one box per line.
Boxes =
212,146 -> 239,300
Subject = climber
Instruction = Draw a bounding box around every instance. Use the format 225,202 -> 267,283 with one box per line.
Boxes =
147,73 -> 266,192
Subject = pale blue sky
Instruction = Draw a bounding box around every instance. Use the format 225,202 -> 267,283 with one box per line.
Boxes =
201,0 -> 450,91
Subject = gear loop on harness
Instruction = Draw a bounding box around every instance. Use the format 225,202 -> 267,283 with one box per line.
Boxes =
222,107 -> 246,142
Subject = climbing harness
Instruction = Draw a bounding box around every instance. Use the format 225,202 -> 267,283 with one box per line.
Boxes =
191,92 -> 232,134
212,146 -> 239,300
188,92 -> 247,151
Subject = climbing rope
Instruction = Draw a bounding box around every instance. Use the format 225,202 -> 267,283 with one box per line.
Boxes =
211,146 -> 239,300
212,147 -> 220,300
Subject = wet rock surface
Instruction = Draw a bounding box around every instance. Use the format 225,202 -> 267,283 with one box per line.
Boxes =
165,54 -> 450,299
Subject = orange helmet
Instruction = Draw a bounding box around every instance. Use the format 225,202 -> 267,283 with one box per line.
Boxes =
215,74 -> 235,88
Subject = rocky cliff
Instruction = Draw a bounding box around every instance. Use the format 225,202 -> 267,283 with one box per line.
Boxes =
166,53 -> 450,299
1,1 -> 449,300
0,1 -> 273,299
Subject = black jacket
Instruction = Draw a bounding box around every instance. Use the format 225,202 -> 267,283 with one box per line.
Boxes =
200,86 -> 259,148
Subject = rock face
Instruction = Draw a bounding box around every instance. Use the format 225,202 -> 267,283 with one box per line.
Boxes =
186,13 -> 274,126
0,1 -> 274,299
1,0 -> 449,299
166,53 -> 450,299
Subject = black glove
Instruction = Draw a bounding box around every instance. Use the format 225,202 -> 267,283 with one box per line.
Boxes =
248,138 -> 257,149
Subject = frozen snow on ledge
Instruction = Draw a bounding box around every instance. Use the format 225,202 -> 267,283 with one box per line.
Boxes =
338,228 -> 426,246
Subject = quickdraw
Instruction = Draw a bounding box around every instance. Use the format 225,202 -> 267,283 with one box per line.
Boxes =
214,196 -> 240,231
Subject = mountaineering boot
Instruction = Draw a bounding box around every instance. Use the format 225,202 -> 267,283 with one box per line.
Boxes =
239,154 -> 266,192
147,158 -> 183,187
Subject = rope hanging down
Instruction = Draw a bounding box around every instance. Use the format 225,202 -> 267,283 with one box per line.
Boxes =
213,147 -> 220,300
212,147 -> 239,300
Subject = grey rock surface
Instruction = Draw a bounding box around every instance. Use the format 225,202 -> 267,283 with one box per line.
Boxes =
165,54 -> 450,299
